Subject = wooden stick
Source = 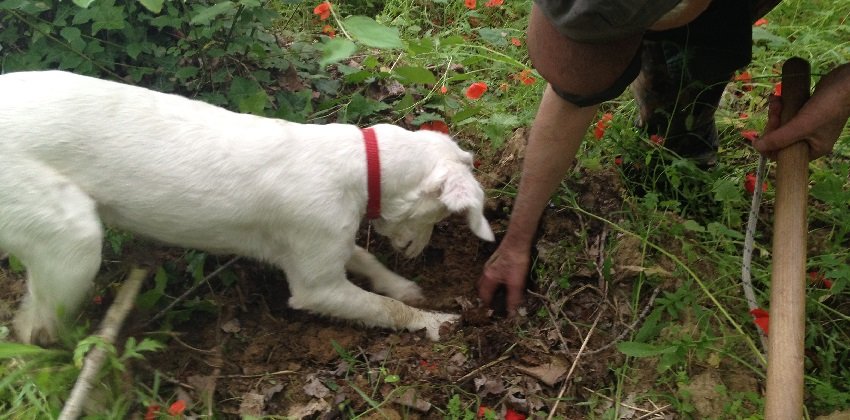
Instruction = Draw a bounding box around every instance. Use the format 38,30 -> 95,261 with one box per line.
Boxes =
60,268 -> 148,420
764,57 -> 810,420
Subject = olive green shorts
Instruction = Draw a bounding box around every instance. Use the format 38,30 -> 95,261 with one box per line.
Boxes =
533,0 -> 681,43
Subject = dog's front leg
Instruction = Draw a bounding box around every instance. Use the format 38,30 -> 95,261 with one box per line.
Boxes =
345,246 -> 424,304
282,253 -> 457,340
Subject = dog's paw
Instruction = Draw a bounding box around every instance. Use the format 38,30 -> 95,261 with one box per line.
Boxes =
374,276 -> 425,304
417,311 -> 460,341
13,302 -> 59,346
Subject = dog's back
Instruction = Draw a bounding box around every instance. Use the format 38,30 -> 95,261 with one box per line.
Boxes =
0,70 -> 493,344
0,71 -> 366,251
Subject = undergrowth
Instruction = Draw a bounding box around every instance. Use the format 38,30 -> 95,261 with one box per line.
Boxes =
0,0 -> 848,418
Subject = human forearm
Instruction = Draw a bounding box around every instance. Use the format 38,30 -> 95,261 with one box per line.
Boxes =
500,85 -> 598,250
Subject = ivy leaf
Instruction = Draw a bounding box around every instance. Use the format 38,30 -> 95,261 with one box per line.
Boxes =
79,1 -> 126,35
319,38 -> 357,67
346,93 -> 391,121
191,1 -> 235,25
59,26 -> 85,50
343,16 -> 403,49
393,65 -> 436,85
138,0 -> 164,14
411,112 -> 443,126
228,77 -> 269,115
126,42 -> 145,60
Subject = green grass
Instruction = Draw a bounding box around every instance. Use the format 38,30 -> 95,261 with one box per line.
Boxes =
1,0 -> 848,418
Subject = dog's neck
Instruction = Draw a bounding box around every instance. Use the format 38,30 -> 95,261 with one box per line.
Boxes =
361,127 -> 381,219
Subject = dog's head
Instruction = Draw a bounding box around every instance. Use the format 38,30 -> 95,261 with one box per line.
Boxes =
372,129 -> 495,258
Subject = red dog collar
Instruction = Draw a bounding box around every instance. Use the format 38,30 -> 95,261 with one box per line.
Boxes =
361,127 -> 381,219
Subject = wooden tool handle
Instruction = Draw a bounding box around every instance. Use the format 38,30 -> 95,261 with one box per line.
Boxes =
764,57 -> 811,420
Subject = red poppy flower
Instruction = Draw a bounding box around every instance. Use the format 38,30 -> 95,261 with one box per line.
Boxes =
465,0 -> 476,9
477,406 -> 494,418
511,37 -> 522,47
313,2 -> 331,20
440,85 -> 448,94
614,156 -> 623,166
144,405 -> 160,420
741,129 -> 759,142
808,271 -> 834,289
466,82 -> 488,99
750,308 -> 769,335
739,112 -> 749,119
735,71 -> 753,91
593,113 -> 613,140
754,18 -> 769,26
774,82 -> 782,97
420,120 -> 449,134
321,25 -> 335,38
168,400 -> 187,416
505,408 -> 527,420
650,134 -> 664,145
485,0 -> 504,7
515,69 -> 536,85
744,173 -> 768,194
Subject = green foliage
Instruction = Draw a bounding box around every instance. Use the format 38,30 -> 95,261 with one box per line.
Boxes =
2,0 -> 848,418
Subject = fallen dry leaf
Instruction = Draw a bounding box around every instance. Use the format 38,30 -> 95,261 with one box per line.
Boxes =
238,392 -> 265,417
261,383 -> 284,401
220,318 -> 241,334
303,375 -> 330,399
514,357 -> 569,387
285,398 -> 331,418
390,388 -> 431,413
474,375 -> 506,396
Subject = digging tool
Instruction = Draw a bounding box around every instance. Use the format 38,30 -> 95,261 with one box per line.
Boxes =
764,57 -> 811,419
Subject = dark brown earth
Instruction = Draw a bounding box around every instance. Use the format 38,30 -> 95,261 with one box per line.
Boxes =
0,128 -> 681,419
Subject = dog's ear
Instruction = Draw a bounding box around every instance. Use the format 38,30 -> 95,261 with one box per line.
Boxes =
436,163 -> 495,242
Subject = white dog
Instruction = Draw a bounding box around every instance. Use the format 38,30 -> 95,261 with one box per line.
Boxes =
0,70 -> 494,345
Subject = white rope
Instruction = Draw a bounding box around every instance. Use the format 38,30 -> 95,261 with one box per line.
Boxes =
742,155 -> 769,352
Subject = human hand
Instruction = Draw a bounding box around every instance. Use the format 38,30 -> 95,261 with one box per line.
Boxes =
755,64 -> 850,159
477,245 -> 530,316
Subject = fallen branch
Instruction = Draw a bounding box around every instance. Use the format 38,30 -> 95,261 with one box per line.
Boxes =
579,286 -> 662,356
144,256 -> 240,327
455,344 -> 515,384
60,268 -> 148,420
547,308 -> 602,420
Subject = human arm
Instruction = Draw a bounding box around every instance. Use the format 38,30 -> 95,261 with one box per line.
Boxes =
477,3 -> 638,314
755,63 -> 850,159
478,85 -> 598,314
